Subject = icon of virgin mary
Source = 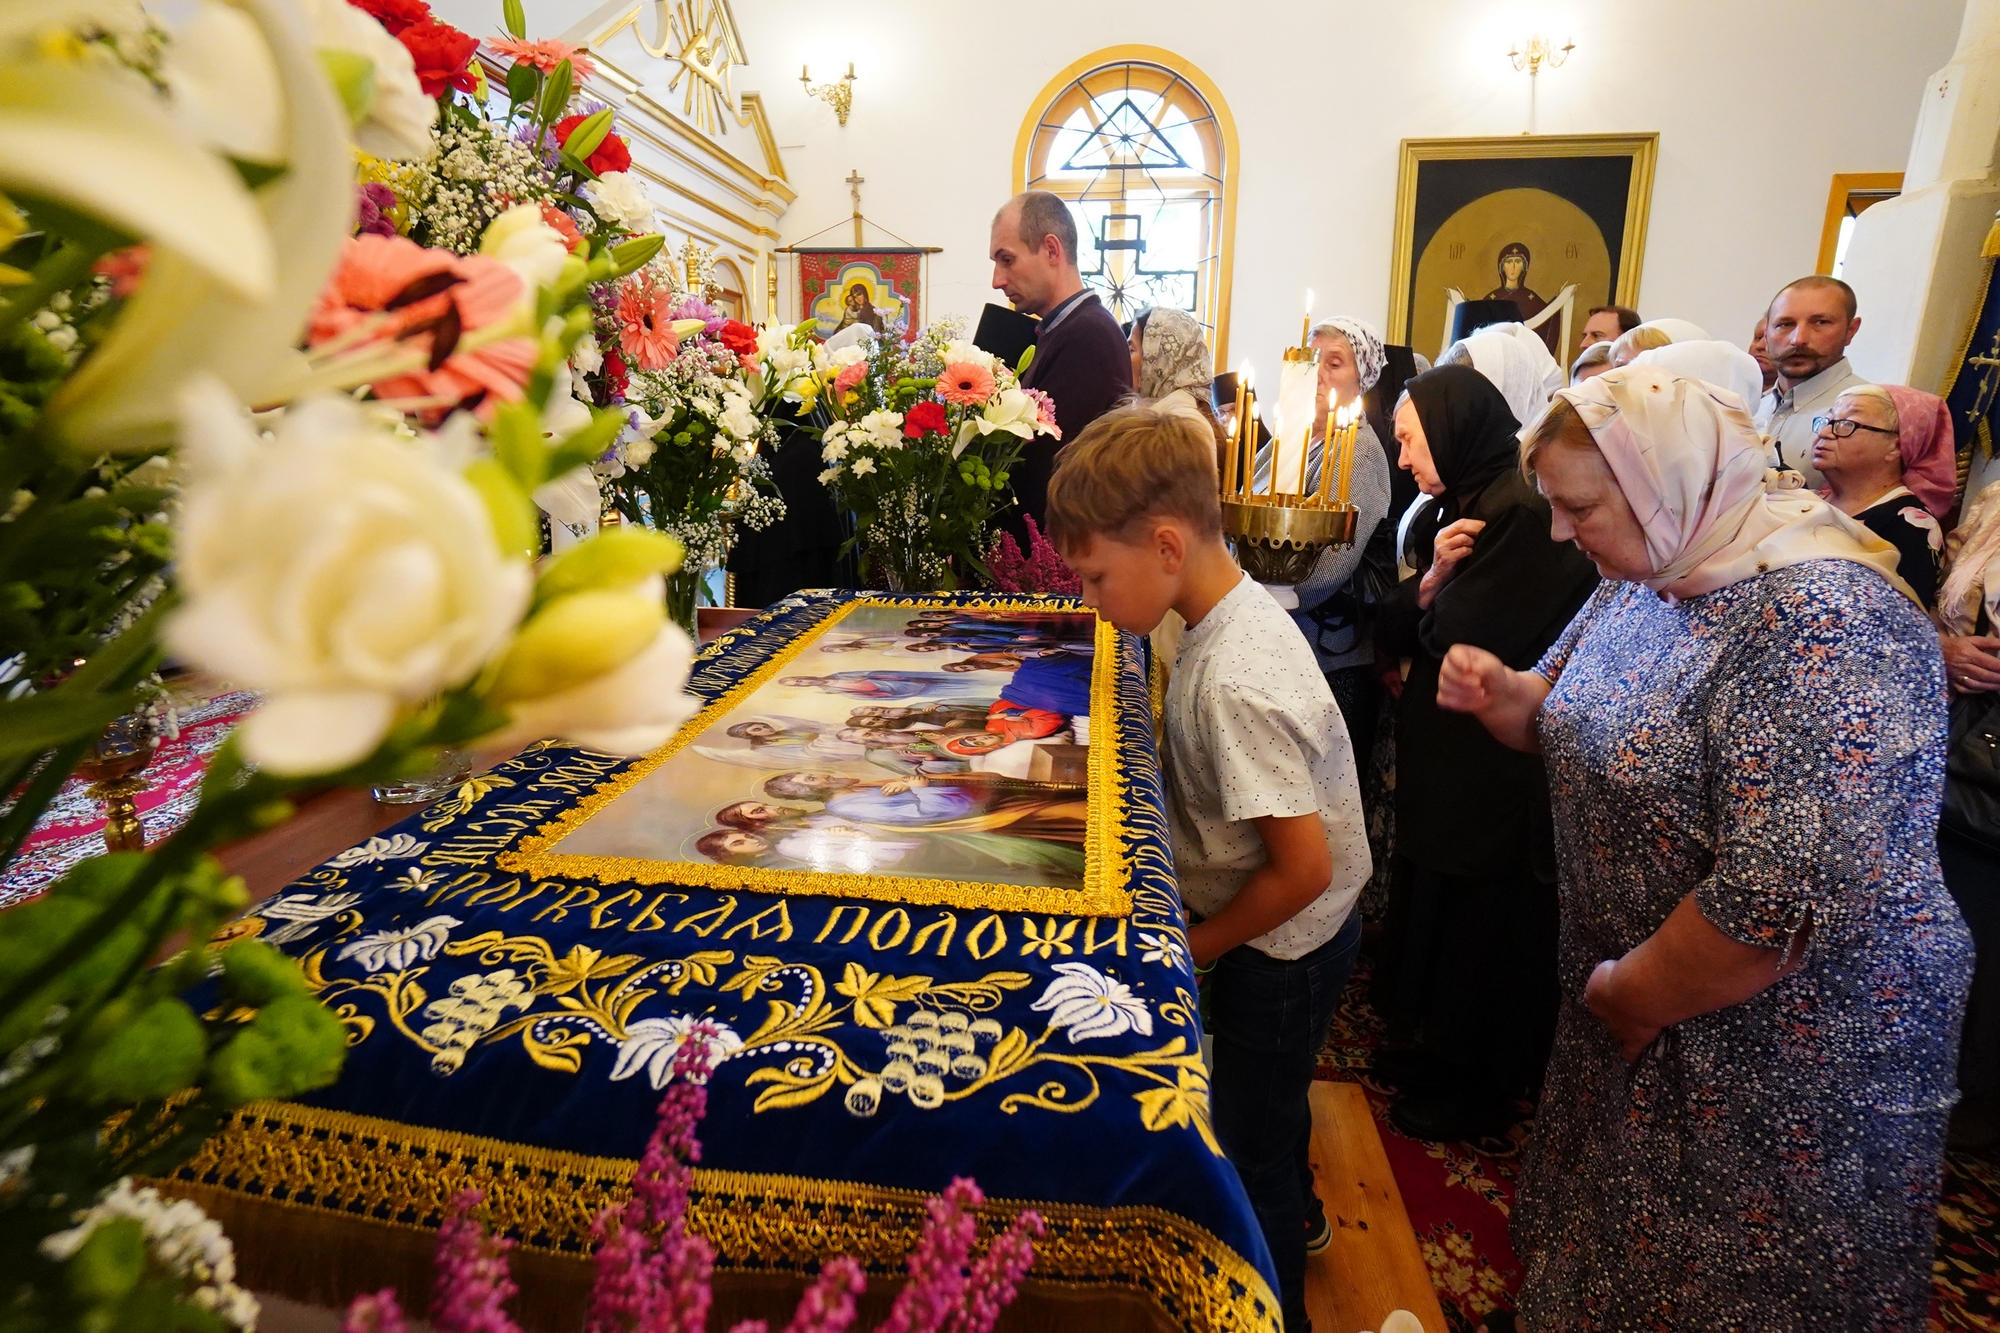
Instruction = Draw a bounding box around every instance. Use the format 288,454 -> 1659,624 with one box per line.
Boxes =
1483,242 -> 1559,355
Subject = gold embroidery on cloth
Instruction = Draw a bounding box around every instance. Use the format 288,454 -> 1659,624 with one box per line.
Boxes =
161,1100 -> 1281,1333
500,597 -> 1133,918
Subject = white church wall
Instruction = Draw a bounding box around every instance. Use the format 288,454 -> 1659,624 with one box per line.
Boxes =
438,1 -> 1962,371
720,0 -> 1958,371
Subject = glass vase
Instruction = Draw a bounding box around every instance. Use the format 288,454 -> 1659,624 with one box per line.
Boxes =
666,565 -> 703,637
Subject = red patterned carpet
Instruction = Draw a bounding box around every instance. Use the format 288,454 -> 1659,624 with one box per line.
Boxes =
1315,955 -> 2000,1333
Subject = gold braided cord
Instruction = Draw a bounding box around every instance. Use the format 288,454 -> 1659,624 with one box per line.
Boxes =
1942,255 -> 1999,474
164,1099 -> 1280,1333
502,597 -> 1134,918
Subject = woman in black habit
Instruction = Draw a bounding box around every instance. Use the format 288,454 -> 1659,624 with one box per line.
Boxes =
1371,364 -> 1599,1141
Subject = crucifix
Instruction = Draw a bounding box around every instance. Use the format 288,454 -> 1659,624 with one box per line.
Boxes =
846,169 -> 865,246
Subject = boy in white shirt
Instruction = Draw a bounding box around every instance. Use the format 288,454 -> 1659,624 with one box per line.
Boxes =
1046,405 -> 1370,1333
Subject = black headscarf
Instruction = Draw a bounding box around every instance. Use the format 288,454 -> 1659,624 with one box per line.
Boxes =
1404,364 -> 1522,507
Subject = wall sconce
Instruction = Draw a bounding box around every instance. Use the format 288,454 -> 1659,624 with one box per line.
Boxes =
1507,35 -> 1574,77
800,63 -> 856,127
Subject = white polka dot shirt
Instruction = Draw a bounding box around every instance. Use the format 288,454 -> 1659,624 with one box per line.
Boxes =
1163,573 -> 1370,959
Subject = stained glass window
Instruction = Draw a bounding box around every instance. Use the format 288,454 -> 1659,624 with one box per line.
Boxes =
1022,56 -> 1233,354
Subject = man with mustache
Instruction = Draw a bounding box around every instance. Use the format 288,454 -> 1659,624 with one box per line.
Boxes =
1755,275 -> 1865,487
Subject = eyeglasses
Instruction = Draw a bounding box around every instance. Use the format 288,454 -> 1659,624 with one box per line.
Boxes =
1811,415 -> 1898,439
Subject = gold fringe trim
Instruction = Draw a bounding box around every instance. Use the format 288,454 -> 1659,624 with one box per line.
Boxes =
1983,213 -> 2000,260
158,1099 -> 1280,1333
501,598 -> 1134,918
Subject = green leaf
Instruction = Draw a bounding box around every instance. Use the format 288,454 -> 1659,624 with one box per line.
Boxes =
544,408 -> 626,478
0,690 -> 137,763
562,107 -> 614,163
537,58 -> 574,127
503,0 -> 527,38
463,457 -> 540,560
606,233 -> 663,278
67,1217 -> 145,1303
505,60 -> 537,108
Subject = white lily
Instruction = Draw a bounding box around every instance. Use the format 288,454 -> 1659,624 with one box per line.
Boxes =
0,6 -> 271,301
299,0 -> 431,161
43,0 -> 353,452
160,0 -> 285,166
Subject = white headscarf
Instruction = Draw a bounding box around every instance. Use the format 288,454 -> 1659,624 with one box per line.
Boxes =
1634,318 -> 1710,344
1311,317 -> 1386,391
1459,322 -> 1563,432
1630,340 -> 1765,414
1555,366 -> 1911,603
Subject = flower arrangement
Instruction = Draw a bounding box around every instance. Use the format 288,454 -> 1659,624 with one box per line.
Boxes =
985,517 -> 1081,596
336,1039 -> 1043,1333
595,289 -> 796,631
809,322 -> 1059,590
0,0 -> 717,1326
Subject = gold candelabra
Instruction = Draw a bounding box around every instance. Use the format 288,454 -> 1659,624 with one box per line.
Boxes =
1508,35 -> 1574,76
1220,317 -> 1363,585
800,63 -> 856,126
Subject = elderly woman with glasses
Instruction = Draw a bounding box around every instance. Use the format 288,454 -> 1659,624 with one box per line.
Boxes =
1438,366 -> 1967,1329
1809,384 -> 1956,605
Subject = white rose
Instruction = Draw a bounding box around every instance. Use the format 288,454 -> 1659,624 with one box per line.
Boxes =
300,0 -> 431,161
582,171 -> 656,234
480,204 -> 570,297
487,625 -> 700,755
164,378 -> 531,776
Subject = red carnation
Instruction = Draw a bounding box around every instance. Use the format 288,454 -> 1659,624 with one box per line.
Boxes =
603,345 -> 629,401
399,16 -> 478,97
718,321 -> 759,358
904,401 -> 948,439
348,0 -> 431,36
553,114 -> 633,176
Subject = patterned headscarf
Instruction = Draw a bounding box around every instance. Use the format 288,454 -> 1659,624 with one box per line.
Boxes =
1311,317 -> 1386,391
1556,366 -> 1911,603
1135,307 -> 1213,401
1880,384 -> 1957,519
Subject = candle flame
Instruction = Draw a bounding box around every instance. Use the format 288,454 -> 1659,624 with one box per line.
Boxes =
1304,288 -> 1315,315
1239,360 -> 1254,388
1337,399 -> 1364,427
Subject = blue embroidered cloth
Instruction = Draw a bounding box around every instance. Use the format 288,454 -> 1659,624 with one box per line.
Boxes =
175,591 -> 1277,1330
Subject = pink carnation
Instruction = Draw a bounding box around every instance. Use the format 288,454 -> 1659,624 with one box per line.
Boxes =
833,361 -> 868,397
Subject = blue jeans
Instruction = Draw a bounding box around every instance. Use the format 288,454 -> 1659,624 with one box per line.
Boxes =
1209,913 -> 1362,1332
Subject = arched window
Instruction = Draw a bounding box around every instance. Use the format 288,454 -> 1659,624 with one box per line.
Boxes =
1016,47 -> 1239,362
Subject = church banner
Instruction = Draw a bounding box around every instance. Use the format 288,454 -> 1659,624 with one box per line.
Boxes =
1387,133 -> 1659,368
163,591 -> 1279,1333
796,249 -> 924,342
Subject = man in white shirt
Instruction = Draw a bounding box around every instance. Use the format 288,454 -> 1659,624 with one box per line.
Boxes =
1755,275 -> 1865,487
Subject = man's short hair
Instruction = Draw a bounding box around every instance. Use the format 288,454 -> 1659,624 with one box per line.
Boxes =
1007,190 -> 1080,268
1588,304 -> 1641,334
1770,274 -> 1858,321
1045,403 -> 1222,550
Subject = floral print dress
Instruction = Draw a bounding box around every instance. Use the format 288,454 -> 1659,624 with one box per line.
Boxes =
1516,560 -> 1973,1332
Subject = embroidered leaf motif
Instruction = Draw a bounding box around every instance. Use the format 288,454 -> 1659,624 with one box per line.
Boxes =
663,950 -> 735,995
1134,1066 -> 1221,1155
719,956 -> 788,1000
985,1027 -> 1033,1082
833,963 -> 931,1029
744,1060 -> 840,1112
926,972 -> 1033,1011
523,1025 -> 591,1073
540,944 -> 643,996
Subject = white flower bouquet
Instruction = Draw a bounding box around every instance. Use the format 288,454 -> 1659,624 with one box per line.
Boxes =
808,321 -> 1060,590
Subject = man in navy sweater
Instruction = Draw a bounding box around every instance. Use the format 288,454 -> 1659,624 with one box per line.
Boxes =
989,191 -> 1132,540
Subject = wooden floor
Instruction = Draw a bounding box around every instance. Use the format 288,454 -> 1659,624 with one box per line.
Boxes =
1306,1081 -> 1451,1333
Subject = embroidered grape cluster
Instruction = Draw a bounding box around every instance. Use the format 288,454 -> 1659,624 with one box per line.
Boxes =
845,1009 -> 1005,1115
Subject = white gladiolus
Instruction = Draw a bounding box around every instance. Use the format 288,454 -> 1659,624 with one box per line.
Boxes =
583,171 -> 656,233
42,0 -> 353,452
299,0 -> 431,161
164,379 -> 531,776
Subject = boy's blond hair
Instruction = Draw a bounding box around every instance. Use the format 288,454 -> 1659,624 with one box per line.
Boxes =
1045,403 -> 1222,550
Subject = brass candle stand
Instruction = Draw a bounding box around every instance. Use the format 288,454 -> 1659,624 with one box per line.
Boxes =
1221,342 -> 1364,585
75,714 -> 158,852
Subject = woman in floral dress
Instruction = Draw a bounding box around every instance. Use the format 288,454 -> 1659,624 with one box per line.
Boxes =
1438,365 -> 1971,1330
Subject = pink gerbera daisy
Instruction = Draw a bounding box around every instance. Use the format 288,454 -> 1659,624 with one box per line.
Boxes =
937,360 -> 996,407
489,36 -> 596,81
617,278 -> 679,371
